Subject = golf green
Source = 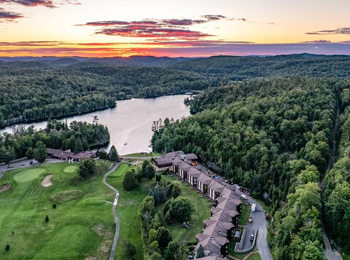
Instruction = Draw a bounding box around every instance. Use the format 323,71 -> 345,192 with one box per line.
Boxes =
63,165 -> 78,173
13,168 -> 46,183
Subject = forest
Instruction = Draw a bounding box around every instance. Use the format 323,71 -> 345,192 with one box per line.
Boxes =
0,119 -> 110,164
2,54 -> 350,129
0,61 -> 219,128
152,77 -> 350,259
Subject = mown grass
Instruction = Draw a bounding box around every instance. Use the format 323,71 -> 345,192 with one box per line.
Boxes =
107,162 -> 154,260
107,168 -> 211,259
160,175 -> 212,246
0,161 -> 115,260
121,152 -> 163,157
239,201 -> 251,226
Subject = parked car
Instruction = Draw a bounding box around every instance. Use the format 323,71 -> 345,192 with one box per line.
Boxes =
241,194 -> 247,200
250,234 -> 254,242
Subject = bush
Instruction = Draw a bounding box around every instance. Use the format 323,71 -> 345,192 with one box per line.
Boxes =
123,171 -> 138,191
5,244 -> 10,252
53,204 -> 56,209
45,215 -> 49,223
156,174 -> 161,183
122,241 -> 137,260
77,158 -> 96,179
145,165 -> 156,180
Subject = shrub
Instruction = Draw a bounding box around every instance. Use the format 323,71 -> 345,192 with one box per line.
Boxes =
53,204 -> 57,209
123,171 -> 138,191
45,215 -> 49,223
5,244 -> 10,252
122,241 -> 137,260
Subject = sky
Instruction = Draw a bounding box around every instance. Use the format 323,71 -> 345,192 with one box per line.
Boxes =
0,0 -> 350,57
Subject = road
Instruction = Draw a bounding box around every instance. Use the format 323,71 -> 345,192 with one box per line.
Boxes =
102,162 -> 121,260
0,158 -> 63,179
235,190 -> 273,260
322,225 -> 343,260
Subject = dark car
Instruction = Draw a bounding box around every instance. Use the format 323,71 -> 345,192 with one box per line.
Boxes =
250,234 -> 254,242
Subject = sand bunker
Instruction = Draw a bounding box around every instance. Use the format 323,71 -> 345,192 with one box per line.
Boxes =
0,183 -> 11,193
41,174 -> 53,187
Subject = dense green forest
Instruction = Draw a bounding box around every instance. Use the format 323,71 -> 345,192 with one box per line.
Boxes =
2,54 -> 350,129
0,61 -> 219,127
172,54 -> 350,80
152,77 -> 350,259
0,119 -> 109,164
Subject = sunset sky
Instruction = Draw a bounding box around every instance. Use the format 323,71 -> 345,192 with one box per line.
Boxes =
0,0 -> 350,57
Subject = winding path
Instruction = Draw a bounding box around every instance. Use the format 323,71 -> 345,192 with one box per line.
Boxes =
102,162 -> 121,260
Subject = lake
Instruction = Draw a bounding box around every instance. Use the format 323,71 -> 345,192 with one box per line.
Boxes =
1,95 -> 191,155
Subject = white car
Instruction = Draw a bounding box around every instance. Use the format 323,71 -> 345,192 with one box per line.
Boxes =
241,194 -> 248,200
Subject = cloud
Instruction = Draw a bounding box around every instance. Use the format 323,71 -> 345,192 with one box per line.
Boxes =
0,8 -> 23,21
0,41 -> 63,46
306,27 -> 350,35
302,40 -> 332,44
0,0 -> 80,8
202,15 -> 226,21
77,15 -> 230,40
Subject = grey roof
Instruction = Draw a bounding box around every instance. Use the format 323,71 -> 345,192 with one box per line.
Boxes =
210,210 -> 238,224
185,153 -> 198,160
203,221 -> 229,238
155,151 -> 185,166
198,173 -> 213,184
216,198 -> 241,211
188,167 -> 202,178
195,236 -> 222,256
179,161 -> 192,171
196,256 -> 228,260
209,181 -> 225,193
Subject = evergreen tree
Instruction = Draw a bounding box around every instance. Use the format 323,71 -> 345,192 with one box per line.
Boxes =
196,244 -> 205,258
108,145 -> 120,162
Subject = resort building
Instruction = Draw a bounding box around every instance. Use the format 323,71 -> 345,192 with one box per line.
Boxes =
155,151 -> 243,259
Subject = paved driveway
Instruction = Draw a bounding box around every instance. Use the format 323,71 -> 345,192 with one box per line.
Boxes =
235,190 -> 274,260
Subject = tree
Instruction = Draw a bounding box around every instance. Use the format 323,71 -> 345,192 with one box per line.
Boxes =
5,244 -> 10,252
196,244 -> 205,258
77,158 -> 96,179
45,215 -> 49,223
0,146 -> 15,167
142,160 -> 151,175
33,141 -> 47,163
108,145 -> 120,162
167,196 -> 194,223
122,241 -> 137,260
156,227 -> 172,248
26,147 -> 34,159
164,241 -> 183,260
123,171 -> 138,191
145,165 -> 156,180
155,174 -> 161,183
171,182 -> 182,199
138,196 -> 156,229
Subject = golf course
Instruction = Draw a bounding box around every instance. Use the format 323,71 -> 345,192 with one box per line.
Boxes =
0,161 -> 116,260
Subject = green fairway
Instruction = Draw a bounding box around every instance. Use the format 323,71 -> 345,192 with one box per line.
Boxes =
63,165 -> 78,173
13,168 -> 46,183
0,162 -> 115,260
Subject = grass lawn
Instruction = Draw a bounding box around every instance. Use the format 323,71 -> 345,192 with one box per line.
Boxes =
228,243 -> 261,260
121,152 -> 163,157
239,201 -> 251,226
160,175 -> 212,247
0,161 -> 116,260
106,162 -> 154,260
